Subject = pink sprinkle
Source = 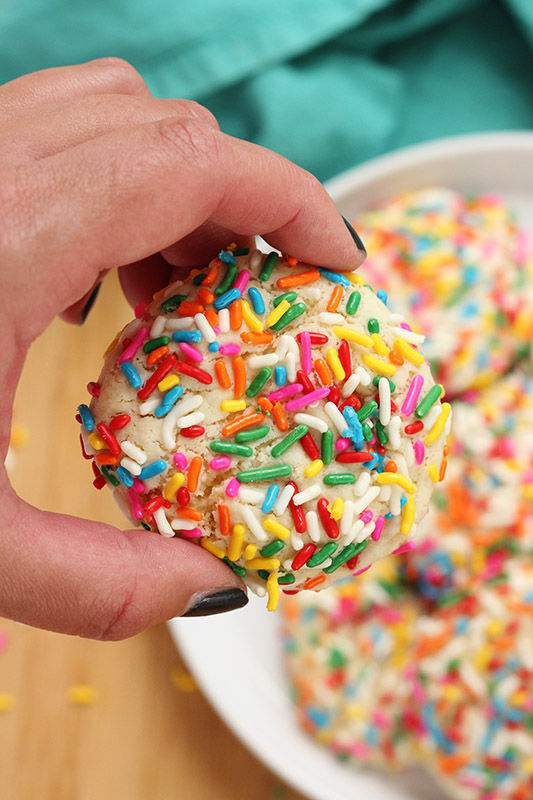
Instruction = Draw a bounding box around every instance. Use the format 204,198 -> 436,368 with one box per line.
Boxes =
352,565 -> 371,577
173,452 -> 188,470
515,230 -> 530,264
285,386 -> 330,411
0,629 -> 9,655
372,515 -> 385,541
132,478 -> 145,493
180,527 -> 203,539
225,478 -> 240,497
399,322 -> 412,331
267,383 -> 303,402
210,456 -> 231,470
219,343 -> 241,355
359,509 -> 373,524
233,269 -> 250,294
134,301 -> 147,319
299,331 -> 312,375
127,489 -> 144,520
372,710 -> 389,728
118,325 -> 149,365
392,540 -> 416,555
335,437 -> 350,452
179,342 -> 203,363
413,440 -> 425,465
401,374 -> 424,416
368,431 -> 376,445
213,326 -> 221,335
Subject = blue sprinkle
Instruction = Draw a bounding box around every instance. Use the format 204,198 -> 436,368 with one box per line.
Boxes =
116,466 -> 134,488
214,287 -> 241,310
377,289 -> 388,305
463,265 -> 478,285
154,385 -> 183,417
365,724 -> 379,747
460,301 -> 480,320
342,406 -> 364,449
248,286 -> 266,315
421,702 -> 455,754
139,459 -> 167,480
307,706 -> 331,729
385,495 -> 407,519
120,361 -> 142,389
318,268 -> 350,288
364,452 -> 379,471
218,250 -> 236,265
208,342 -> 220,352
172,330 -> 202,343
274,366 -> 287,386
262,485 -> 280,514
77,404 -> 94,432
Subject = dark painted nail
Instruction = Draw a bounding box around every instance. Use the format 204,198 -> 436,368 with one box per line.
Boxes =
342,216 -> 366,254
80,282 -> 102,324
181,587 -> 248,617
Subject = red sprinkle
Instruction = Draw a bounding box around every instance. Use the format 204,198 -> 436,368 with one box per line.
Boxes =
338,340 -> 351,379
93,475 -> 106,490
87,381 -> 100,398
176,487 -> 190,507
75,413 -> 82,424
405,420 -> 424,434
300,432 -> 320,460
79,434 -> 93,460
174,361 -> 213,385
328,385 -> 341,406
91,461 -> 102,479
339,395 -> 362,413
291,543 -> 316,570
375,443 -> 386,455
296,369 -> 316,394
137,354 -> 176,400
96,423 -> 121,455
180,425 -> 205,438
335,452 -> 372,463
121,337 -> 132,350
287,481 -> 307,533
296,332 -> 328,345
317,498 -> 339,539
143,497 -> 164,515
109,414 -> 131,431
346,555 -> 360,570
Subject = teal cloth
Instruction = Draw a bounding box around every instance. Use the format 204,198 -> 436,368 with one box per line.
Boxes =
0,0 -> 532,182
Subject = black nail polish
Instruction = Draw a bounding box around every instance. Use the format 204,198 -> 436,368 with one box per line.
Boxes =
342,216 -> 366,254
80,282 -> 102,324
181,588 -> 248,617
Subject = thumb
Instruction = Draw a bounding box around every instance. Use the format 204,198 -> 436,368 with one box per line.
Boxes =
2,488 -> 247,640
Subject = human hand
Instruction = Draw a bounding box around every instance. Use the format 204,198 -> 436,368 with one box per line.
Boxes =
0,58 -> 366,639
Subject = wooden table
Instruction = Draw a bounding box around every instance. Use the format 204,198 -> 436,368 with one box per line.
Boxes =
3,272 -> 307,800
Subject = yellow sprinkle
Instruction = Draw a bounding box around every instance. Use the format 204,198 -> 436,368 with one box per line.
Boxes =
304,458 -> 324,478
342,272 -> 365,285
332,326 -> 373,348
87,431 -> 106,450
474,644 -> 491,671
425,402 -> 451,445
158,374 -> 180,392
345,703 -> 367,720
326,348 -> 345,380
243,543 -> 257,561
400,494 -> 415,535
376,473 -> 417,493
362,353 -> 397,376
513,308 -> 533,338
241,300 -> 264,333
371,333 -> 389,356
163,472 -> 185,500
266,572 -> 280,613
511,689 -> 529,707
470,369 -> 497,391
330,498 -> 344,520
228,524 -> 245,561
201,540 -> 226,559
441,684 -> 462,703
262,518 -> 291,541
486,619 -> 505,637
0,693 -> 16,713
220,399 -> 247,413
266,299 -> 290,328
522,484 -> 533,500
170,668 -> 198,692
245,557 -> 281,571
103,328 -> 123,357
66,685 -> 100,706
428,464 -> 439,483
524,757 -> 533,775
394,337 -> 424,366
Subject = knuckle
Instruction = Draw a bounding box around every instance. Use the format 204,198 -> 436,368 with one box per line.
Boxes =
91,56 -> 147,95
149,116 -> 221,169
179,100 -> 220,129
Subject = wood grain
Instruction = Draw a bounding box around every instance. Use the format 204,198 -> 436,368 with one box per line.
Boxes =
2,272 -> 307,800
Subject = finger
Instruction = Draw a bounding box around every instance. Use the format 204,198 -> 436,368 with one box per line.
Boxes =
1,489 -> 247,640
0,58 -> 151,122
118,254 -> 175,312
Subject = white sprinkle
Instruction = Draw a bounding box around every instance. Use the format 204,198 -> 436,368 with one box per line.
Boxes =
341,373 -> 361,397
150,315 -> 167,338
356,521 -> 375,544
154,507 -> 174,537
325,401 -> 347,436
247,353 -> 279,369
166,317 -> 194,331
273,484 -> 296,516
218,308 -> 230,333
351,486 -> 380,516
162,404 -> 182,450
238,487 -> 266,505
176,411 -> 205,429
308,287 -> 321,300
171,518 -> 200,531
353,471 -> 371,496
120,456 -> 142,476
389,313 -> 405,324
276,334 -> 292,361
378,377 -> 391,426
340,500 -> 354,535
120,440 -> 147,465
392,326 -> 425,345
380,484 -> 392,502
343,519 -> 364,545
389,485 -> 402,516
444,410 -> 453,437
194,313 -> 216,343
290,532 -> 304,551
286,352 -> 297,382
293,484 -> 321,505
425,405 -> 442,431
174,394 -> 203,418
355,366 -> 371,386
241,506 -> 268,542
305,511 -> 321,543
139,398 -> 159,416
250,248 -> 263,268
246,577 -> 267,598
387,415 -> 401,450
282,558 -> 294,571
319,312 -> 345,324
294,413 -> 328,433
287,335 -> 300,364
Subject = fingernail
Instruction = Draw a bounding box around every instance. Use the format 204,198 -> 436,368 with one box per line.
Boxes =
80,282 -> 102,324
181,587 -> 248,617
342,216 -> 366,254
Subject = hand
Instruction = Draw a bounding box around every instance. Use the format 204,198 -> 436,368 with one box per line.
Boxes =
0,58 -> 366,640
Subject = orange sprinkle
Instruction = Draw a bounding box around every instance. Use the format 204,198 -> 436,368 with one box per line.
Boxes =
204,308 -> 218,328
272,401 -> 288,432
215,360 -> 231,389
437,754 -> 470,774
187,456 -> 202,492
439,457 -> 448,482
385,461 -> 397,473
146,345 -> 169,365
198,287 -> 214,305
240,332 -> 274,345
303,574 -> 326,590
201,267 -> 218,287
176,508 -> 203,521
326,285 -> 343,312
222,412 -> 265,437
152,284 -> 171,302
230,300 -> 243,330
232,356 -> 246,398
389,349 -> 404,366
178,301 -> 204,317
276,270 -> 320,289
286,255 -> 298,267
218,504 -> 230,536
257,396 -> 274,413
95,453 -> 118,465
314,358 -> 332,386
212,258 -> 224,267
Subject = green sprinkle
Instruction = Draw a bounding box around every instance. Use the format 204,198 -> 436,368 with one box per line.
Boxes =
415,384 -> 443,419
222,557 -> 247,577
141,522 -> 151,531
367,318 -> 379,333
362,422 -> 373,442
232,247 -> 250,257
101,465 -> 120,487
357,400 -> 378,422
307,542 -> 338,567
160,294 -> 186,313
215,264 -> 237,296
444,283 -> 469,307
436,589 -> 469,608
375,419 -> 389,445
260,540 -> 286,557
323,473 -> 355,486
192,272 -> 206,286
321,430 -> 333,464
246,367 -> 272,397
323,540 -> 368,574
143,335 -> 170,354
273,291 -> 297,307
235,426 -> 269,443
346,290 -> 361,315
278,573 -> 296,585
210,441 -> 253,456
329,648 -> 348,669
270,302 -> 307,331
271,425 -> 308,458
378,578 -> 405,599
237,465 -> 292,482
372,376 -> 395,391
258,570 -> 270,581
259,251 -> 279,281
